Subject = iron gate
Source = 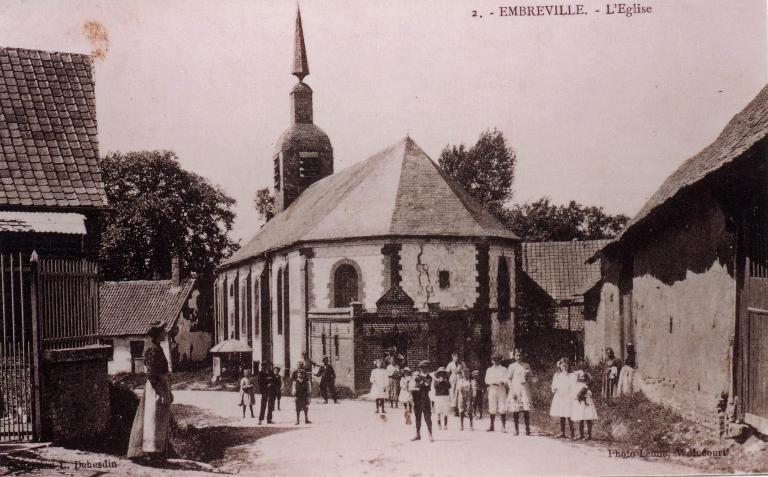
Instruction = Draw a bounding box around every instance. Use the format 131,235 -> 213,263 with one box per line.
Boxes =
0,253 -> 34,442
0,252 -> 99,442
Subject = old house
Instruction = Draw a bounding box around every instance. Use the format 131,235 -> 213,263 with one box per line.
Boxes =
0,47 -> 110,442
517,240 -> 609,363
99,258 -> 210,374
213,9 -> 519,394
587,84 -> 768,431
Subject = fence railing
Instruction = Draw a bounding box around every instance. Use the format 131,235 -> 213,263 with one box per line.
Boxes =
0,251 -> 100,442
36,257 -> 99,350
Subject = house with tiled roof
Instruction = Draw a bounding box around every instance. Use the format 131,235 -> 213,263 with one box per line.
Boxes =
214,8 -> 519,393
100,259 -> 210,374
589,84 -> 768,432
0,46 -> 106,258
0,46 -> 110,443
516,240 -> 608,363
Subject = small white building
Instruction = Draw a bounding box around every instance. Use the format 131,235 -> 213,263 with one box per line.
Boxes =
99,265 -> 211,375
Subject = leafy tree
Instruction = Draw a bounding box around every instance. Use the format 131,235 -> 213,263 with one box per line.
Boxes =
438,129 -> 516,214
99,150 -> 239,282
500,197 -> 629,242
254,187 -> 275,222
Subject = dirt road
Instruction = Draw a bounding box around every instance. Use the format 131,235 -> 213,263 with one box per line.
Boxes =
173,390 -> 698,477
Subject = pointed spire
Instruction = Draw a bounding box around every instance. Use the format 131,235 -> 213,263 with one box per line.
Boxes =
292,4 -> 309,81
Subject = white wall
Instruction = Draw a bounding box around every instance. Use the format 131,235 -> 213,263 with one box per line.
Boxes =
399,240 -> 479,310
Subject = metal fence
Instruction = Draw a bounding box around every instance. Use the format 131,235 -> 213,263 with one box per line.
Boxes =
0,252 -> 99,442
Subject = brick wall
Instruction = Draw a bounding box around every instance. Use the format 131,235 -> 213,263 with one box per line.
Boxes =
41,346 -> 111,442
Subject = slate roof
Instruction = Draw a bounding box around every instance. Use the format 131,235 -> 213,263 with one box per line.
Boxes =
617,84 -> 768,242
0,47 -> 106,208
521,240 -> 609,302
99,279 -> 196,336
223,137 -> 519,267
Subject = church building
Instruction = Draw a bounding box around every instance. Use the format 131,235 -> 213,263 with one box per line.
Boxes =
214,9 -> 520,394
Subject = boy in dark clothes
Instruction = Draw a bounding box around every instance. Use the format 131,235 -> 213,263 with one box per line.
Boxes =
273,366 -> 282,410
315,356 -> 338,403
293,368 -> 312,425
258,361 -> 276,424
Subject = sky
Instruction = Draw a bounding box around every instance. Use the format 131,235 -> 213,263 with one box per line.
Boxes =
1,0 -> 765,242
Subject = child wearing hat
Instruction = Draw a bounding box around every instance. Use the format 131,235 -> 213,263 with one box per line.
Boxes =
550,358 -> 575,438
292,368 -> 312,425
571,370 -> 597,440
456,367 -> 476,430
410,360 -> 434,441
433,367 -> 452,430
471,370 -> 484,420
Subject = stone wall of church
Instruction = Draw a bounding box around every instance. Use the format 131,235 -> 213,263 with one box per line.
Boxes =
309,243 -> 386,310
399,240 -> 479,310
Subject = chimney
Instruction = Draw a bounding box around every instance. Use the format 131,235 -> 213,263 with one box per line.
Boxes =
171,256 -> 182,284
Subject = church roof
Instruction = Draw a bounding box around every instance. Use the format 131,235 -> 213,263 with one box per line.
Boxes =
223,137 -> 519,268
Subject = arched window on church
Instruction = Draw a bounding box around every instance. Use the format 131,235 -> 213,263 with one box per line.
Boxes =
334,264 -> 359,308
497,257 -> 511,321
276,268 -> 284,335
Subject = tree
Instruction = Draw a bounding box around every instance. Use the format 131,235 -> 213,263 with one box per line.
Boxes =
438,129 -> 516,214
500,197 -> 629,242
99,150 -> 239,282
254,187 -> 275,222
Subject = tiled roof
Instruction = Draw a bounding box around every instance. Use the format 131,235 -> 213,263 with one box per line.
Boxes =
223,137 -> 519,267
99,279 -> 196,336
0,47 -> 106,208
521,240 -> 609,302
617,84 -> 768,242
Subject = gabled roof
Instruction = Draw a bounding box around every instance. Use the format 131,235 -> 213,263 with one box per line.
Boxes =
521,240 -> 609,302
0,47 -> 106,208
223,137 -> 519,267
99,279 -> 196,336
617,84 -> 768,242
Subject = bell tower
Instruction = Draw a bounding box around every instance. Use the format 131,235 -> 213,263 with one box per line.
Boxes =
273,6 -> 334,213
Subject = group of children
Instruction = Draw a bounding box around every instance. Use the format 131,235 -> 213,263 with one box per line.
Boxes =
371,350 -> 599,440
371,353 -> 485,432
549,357 -> 598,440
239,362 -> 314,426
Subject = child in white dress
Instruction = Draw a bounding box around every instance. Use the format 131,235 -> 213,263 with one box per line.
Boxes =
549,358 -> 574,438
571,370 -> 598,440
507,349 -> 534,435
370,359 -> 389,414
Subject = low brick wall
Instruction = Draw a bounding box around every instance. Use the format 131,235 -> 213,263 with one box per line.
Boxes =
41,345 -> 111,442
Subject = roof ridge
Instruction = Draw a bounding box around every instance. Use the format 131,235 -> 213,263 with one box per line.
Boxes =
0,45 -> 92,59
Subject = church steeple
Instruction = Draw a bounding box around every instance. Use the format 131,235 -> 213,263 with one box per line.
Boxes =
292,6 -> 309,81
273,5 -> 334,213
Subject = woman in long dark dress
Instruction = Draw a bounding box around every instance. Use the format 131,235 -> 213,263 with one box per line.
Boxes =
127,321 -> 173,463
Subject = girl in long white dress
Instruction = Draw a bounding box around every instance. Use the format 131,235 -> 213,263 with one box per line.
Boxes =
370,359 -> 389,414
507,349 -> 534,435
571,370 -> 598,440
549,358 -> 574,438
